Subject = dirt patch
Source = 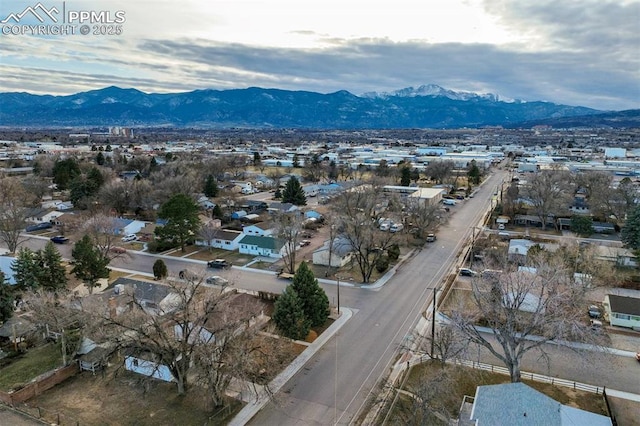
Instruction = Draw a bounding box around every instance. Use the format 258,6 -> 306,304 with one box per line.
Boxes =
26,362 -> 241,426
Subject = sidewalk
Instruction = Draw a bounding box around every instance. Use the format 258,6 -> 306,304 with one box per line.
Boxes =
228,307 -> 353,426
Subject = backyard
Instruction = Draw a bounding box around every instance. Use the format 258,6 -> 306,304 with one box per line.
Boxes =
0,343 -> 63,392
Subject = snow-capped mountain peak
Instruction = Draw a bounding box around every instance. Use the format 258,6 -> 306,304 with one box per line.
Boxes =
361,84 -> 510,102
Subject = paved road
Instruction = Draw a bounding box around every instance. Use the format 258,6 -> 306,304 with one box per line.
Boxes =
249,172 -> 506,425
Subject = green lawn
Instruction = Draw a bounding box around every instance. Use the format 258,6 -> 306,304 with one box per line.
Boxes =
0,344 -> 63,391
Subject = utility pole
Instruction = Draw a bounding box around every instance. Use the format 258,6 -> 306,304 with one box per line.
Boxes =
431,288 -> 437,357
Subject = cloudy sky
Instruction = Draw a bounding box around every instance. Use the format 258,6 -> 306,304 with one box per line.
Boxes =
1,0 -> 638,110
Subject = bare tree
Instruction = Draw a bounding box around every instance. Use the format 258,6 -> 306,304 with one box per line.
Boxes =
448,254 -> 605,382
424,160 -> 454,185
0,177 -> 35,253
273,212 -> 303,274
332,187 -> 399,283
84,276 -> 270,399
404,200 -> 440,239
575,171 -> 614,220
525,169 -> 573,230
83,214 -> 131,262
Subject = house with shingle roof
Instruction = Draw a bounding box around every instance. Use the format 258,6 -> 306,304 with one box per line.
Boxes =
459,382 -> 611,426
604,292 -> 640,330
195,229 -> 243,251
238,235 -> 285,258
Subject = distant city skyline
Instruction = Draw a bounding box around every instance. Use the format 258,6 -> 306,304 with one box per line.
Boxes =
0,0 -> 638,111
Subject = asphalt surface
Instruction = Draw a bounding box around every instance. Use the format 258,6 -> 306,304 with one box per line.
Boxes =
248,172 -> 506,425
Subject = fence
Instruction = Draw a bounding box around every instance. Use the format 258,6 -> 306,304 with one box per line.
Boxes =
448,358 -> 605,395
0,363 -> 79,405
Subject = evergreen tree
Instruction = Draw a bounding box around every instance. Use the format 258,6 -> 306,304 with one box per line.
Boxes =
621,205 -> 640,250
203,175 -> 219,197
153,259 -> 168,280
292,154 -> 300,168
0,270 -> 15,323
281,176 -> 307,206
274,187 -> 282,199
12,247 -> 39,291
211,204 -> 223,219
291,262 -> 329,327
467,160 -> 481,185
156,193 -> 201,252
253,152 -> 262,167
71,235 -> 110,294
38,242 -> 68,291
272,285 -> 310,340
400,166 -> 411,186
52,158 -> 81,190
96,151 -> 105,165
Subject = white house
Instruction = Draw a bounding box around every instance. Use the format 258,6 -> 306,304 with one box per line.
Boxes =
603,293 -> 640,330
111,218 -> 147,236
312,236 -> 353,267
25,208 -> 64,224
238,235 -> 285,258
195,229 -> 243,251
242,222 -> 274,237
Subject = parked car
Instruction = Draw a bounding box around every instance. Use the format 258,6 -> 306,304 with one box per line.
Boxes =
426,233 -> 436,242
300,239 -> 311,247
590,319 -> 603,331
277,270 -> 295,280
26,222 -> 53,232
588,305 -> 602,319
205,275 -> 229,286
121,234 -> 138,242
379,222 -> 391,231
110,246 -> 127,254
207,259 -> 231,269
389,223 -> 404,233
459,268 -> 478,277
498,223 -> 506,230
50,235 -> 70,244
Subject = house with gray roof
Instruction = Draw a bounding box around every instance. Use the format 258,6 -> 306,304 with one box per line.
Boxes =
312,236 -> 353,267
195,229 -> 243,251
604,293 -> 640,330
460,382 -> 611,426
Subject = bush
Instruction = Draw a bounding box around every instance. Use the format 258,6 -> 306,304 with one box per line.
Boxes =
387,244 -> 400,261
376,256 -> 390,273
147,240 -> 178,253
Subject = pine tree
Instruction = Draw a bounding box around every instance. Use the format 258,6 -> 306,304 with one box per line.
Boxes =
0,270 -> 15,323
282,176 -> 307,206
96,151 -> 105,165
71,235 -> 110,294
12,247 -> 39,291
156,193 -> 201,252
291,262 -> 329,327
203,175 -> 219,197
272,286 -> 310,340
400,166 -> 411,186
38,242 -> 67,291
622,205 -> 640,250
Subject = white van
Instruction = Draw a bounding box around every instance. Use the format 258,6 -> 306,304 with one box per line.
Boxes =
389,223 -> 404,233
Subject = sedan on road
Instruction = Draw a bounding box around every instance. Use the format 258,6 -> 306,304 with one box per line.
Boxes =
50,235 -> 70,244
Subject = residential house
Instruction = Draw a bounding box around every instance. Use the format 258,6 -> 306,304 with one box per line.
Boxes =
304,210 -> 323,221
603,293 -> 640,330
238,235 -> 285,258
312,236 -> 353,267
231,210 -> 248,220
195,229 -> 243,251
458,382 -> 611,426
110,278 -> 179,315
595,246 -> 637,267
25,207 -> 64,224
110,218 -> 147,236
508,239 -> 536,263
242,222 -> 274,237
267,202 -> 299,214
241,200 -> 268,213
0,256 -> 17,284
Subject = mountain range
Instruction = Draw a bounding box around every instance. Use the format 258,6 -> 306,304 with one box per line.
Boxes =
0,84 -> 635,129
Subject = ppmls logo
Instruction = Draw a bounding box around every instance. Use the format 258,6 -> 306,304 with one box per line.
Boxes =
1,2 -> 60,23
1,2 -> 125,36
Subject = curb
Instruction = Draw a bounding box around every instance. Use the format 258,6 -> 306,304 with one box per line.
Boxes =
228,307 -> 353,426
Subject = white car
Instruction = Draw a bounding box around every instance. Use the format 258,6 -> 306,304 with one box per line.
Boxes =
121,234 -> 138,242
205,276 -> 229,286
